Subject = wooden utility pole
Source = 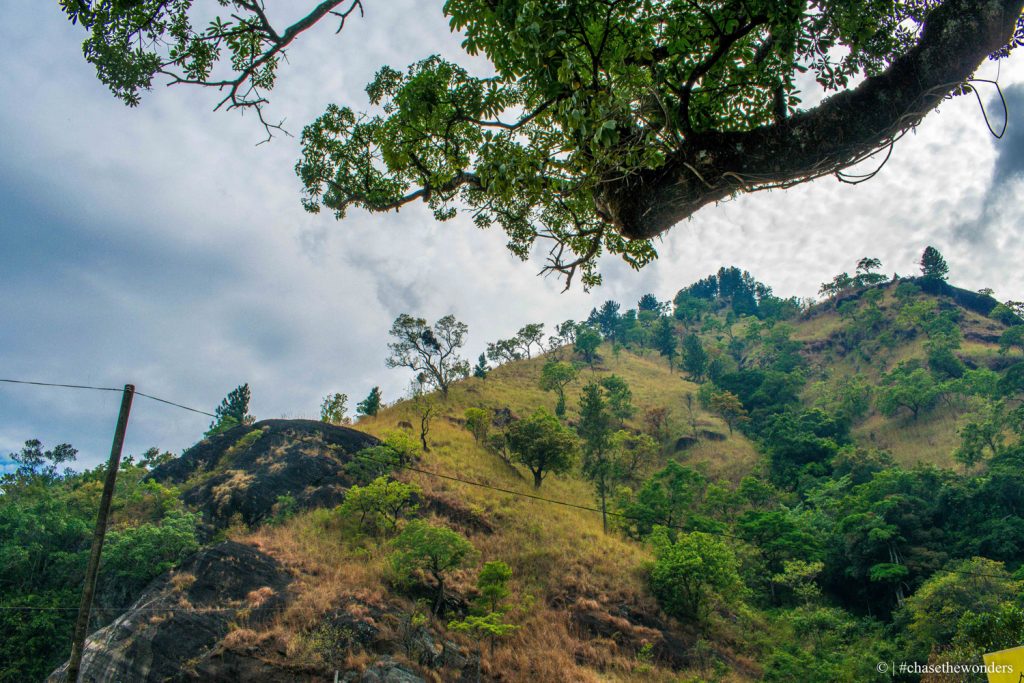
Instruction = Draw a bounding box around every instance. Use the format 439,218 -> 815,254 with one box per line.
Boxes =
66,384 -> 135,683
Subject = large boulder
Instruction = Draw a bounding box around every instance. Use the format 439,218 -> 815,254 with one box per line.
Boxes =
48,541 -> 292,683
149,419 -> 379,528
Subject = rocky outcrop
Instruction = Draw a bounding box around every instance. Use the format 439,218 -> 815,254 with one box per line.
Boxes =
149,419 -> 379,528
48,541 -> 292,683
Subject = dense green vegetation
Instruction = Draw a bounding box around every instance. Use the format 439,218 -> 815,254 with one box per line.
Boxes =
0,444 -> 197,682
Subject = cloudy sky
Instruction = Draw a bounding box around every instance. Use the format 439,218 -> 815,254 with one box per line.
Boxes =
2,3 -> 1022,470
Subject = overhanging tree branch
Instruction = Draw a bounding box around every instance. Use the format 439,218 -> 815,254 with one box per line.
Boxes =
597,0 -> 1024,240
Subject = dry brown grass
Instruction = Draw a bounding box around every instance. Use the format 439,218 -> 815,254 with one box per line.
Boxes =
170,571 -> 196,593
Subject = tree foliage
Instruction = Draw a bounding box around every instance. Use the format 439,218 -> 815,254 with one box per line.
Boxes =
539,360 -> 578,417
208,383 -> 253,435
574,326 -> 602,365
339,476 -> 420,535
920,245 -> 950,282
320,392 -> 349,424
386,314 -> 470,396
506,409 -> 578,488
876,363 -> 946,421
62,0 -> 1024,286
1,442 -> 192,681
356,386 -> 383,417
390,520 -> 476,614
648,527 -> 744,623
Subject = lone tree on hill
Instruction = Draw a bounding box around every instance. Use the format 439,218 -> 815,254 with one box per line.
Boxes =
578,382 -> 616,532
708,389 -> 749,435
356,386 -> 383,417
506,409 -> 578,488
207,384 -> 253,435
59,0 -> 1024,288
386,314 -> 470,396
574,327 -> 602,366
320,392 -> 348,424
539,360 -> 579,417
513,324 -> 546,359
654,316 -> 678,369
473,353 -> 489,379
390,520 -> 476,615
854,257 -> 887,287
920,246 -> 950,283
681,334 -> 709,382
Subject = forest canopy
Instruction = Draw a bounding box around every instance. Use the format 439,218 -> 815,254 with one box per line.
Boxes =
59,1 -> 1024,287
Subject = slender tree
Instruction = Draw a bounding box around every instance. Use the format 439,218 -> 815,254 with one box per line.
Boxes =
473,353 -> 489,378
681,334 -> 708,382
654,316 -> 678,369
539,360 -> 578,417
356,386 -> 383,417
578,382 -> 614,532
514,323 -> 546,358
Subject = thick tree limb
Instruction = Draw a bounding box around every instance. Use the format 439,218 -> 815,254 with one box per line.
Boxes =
597,0 -> 1024,240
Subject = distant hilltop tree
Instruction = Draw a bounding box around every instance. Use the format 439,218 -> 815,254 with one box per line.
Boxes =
320,392 -> 349,424
386,314 -> 470,397
920,246 -> 950,283
207,383 -> 254,435
472,353 -> 489,379
356,386 -> 383,417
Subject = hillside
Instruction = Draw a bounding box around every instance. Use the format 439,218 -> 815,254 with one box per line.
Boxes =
10,262 -> 1024,683
220,349 -> 766,681
790,280 -> 1013,468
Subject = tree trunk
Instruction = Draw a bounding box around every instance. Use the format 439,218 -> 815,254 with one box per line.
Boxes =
600,482 -> 608,534
533,469 -> 543,489
433,573 -> 445,615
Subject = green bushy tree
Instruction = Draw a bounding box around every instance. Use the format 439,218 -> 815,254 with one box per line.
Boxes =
506,409 -> 578,489
391,520 -> 476,614
539,360 -> 578,417
356,386 -> 383,417
648,528 -> 744,624
208,383 -> 253,435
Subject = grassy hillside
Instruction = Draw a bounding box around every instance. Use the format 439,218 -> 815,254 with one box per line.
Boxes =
232,346 -> 765,681
224,273 -> 1024,682
790,281 -> 1011,468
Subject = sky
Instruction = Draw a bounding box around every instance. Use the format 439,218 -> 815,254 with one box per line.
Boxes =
1,3 -> 1023,470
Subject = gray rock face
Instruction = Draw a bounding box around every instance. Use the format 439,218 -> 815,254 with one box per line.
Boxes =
148,419 -> 379,528
48,541 -> 291,683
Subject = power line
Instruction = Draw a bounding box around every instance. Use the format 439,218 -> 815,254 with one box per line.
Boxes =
134,391 -> 216,418
0,433 -> 1016,617
351,450 -> 1024,583
354,446 -> 746,541
0,378 -> 121,392
0,378 -> 216,418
